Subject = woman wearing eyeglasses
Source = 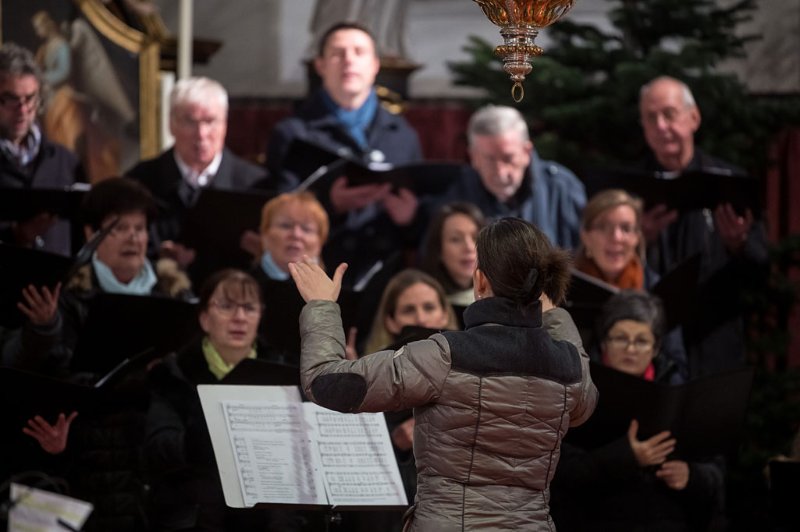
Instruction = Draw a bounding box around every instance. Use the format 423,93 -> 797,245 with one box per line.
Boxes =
21,178 -> 195,530
144,268 -> 292,531
255,191 -> 329,281
550,291 -> 725,532
576,189 -> 649,289
576,189 -> 688,384
49,178 -> 193,375
248,191 -> 331,367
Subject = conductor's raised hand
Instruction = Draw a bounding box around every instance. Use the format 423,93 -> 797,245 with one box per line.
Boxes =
289,256 -> 347,303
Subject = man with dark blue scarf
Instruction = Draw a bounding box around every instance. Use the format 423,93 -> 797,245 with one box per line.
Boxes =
265,22 -> 423,286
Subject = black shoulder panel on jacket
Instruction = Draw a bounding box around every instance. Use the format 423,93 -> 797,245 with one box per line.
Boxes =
311,373 -> 368,413
442,326 -> 583,385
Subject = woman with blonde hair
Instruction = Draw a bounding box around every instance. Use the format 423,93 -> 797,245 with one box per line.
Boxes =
576,188 -> 688,383
576,189 -> 647,288
364,268 -> 458,354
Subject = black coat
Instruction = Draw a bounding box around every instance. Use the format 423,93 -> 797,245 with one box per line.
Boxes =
550,364 -> 726,532
0,135 -> 83,255
126,147 -> 266,285
643,150 -> 769,378
144,341 -> 278,531
265,89 -> 424,284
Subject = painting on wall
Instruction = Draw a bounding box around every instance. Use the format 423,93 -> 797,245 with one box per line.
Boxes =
0,0 -> 159,182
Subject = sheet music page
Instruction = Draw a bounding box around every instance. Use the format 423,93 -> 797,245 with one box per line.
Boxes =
221,400 -> 327,507
303,403 -> 408,507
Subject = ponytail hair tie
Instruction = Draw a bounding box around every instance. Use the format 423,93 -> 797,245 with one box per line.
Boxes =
523,267 -> 539,294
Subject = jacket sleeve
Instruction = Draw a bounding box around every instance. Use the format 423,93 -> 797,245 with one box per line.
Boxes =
299,300 -> 451,413
542,307 -> 598,427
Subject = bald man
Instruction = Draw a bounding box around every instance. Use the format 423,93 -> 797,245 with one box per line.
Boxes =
637,76 -> 768,378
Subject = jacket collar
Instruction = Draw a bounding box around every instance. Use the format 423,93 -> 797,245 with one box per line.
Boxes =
296,89 -> 402,157
463,296 -> 542,329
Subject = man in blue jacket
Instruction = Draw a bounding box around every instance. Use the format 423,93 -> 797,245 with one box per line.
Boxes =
265,22 -> 423,283
446,105 -> 586,250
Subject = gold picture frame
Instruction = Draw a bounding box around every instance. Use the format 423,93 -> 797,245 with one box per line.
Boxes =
1,0 -> 160,182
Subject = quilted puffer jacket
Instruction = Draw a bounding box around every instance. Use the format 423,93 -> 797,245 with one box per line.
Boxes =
299,297 -> 597,531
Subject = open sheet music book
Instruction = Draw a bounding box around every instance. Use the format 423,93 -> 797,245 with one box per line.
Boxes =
198,385 -> 408,510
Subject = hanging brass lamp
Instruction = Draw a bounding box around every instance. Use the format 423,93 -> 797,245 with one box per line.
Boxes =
473,0 -> 575,102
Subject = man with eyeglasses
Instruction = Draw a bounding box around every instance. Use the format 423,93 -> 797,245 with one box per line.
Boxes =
0,43 -> 83,256
126,76 -> 266,276
637,76 -> 769,378
444,104 -> 586,250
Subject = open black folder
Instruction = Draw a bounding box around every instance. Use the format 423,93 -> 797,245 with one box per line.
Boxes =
0,185 -> 88,221
584,167 -> 761,215
565,362 -> 754,460
0,244 -> 72,328
256,277 -> 362,365
0,347 -> 153,428
0,223 -> 117,328
284,137 -> 462,196
178,187 -> 275,284
564,254 -> 701,345
70,293 -> 200,375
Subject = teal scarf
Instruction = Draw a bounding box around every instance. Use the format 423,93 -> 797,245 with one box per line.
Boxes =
92,253 -> 157,295
322,88 -> 378,149
260,251 -> 290,281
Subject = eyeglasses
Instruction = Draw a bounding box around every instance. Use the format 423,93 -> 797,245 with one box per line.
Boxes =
605,335 -> 654,352
272,219 -> 319,236
0,91 -> 39,110
174,115 -> 223,131
108,222 -> 147,239
210,299 -> 263,318
589,222 -> 638,238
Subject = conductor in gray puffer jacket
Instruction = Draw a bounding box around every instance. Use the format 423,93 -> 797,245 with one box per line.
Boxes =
290,217 -> 598,531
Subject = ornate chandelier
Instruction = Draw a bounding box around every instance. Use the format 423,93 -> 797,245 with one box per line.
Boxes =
473,0 -> 575,102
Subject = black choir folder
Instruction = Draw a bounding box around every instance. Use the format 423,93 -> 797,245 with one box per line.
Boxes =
566,362 -> 755,460
284,137 -> 461,196
197,385 -> 408,510
0,224 -> 116,327
0,351 -> 150,429
585,167 -> 760,215
0,185 -> 88,221
178,188 -> 275,284
0,244 -> 72,328
564,253 -> 701,341
71,293 -> 199,375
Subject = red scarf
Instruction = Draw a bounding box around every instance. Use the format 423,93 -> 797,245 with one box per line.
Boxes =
601,352 -> 656,381
575,254 -> 644,290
